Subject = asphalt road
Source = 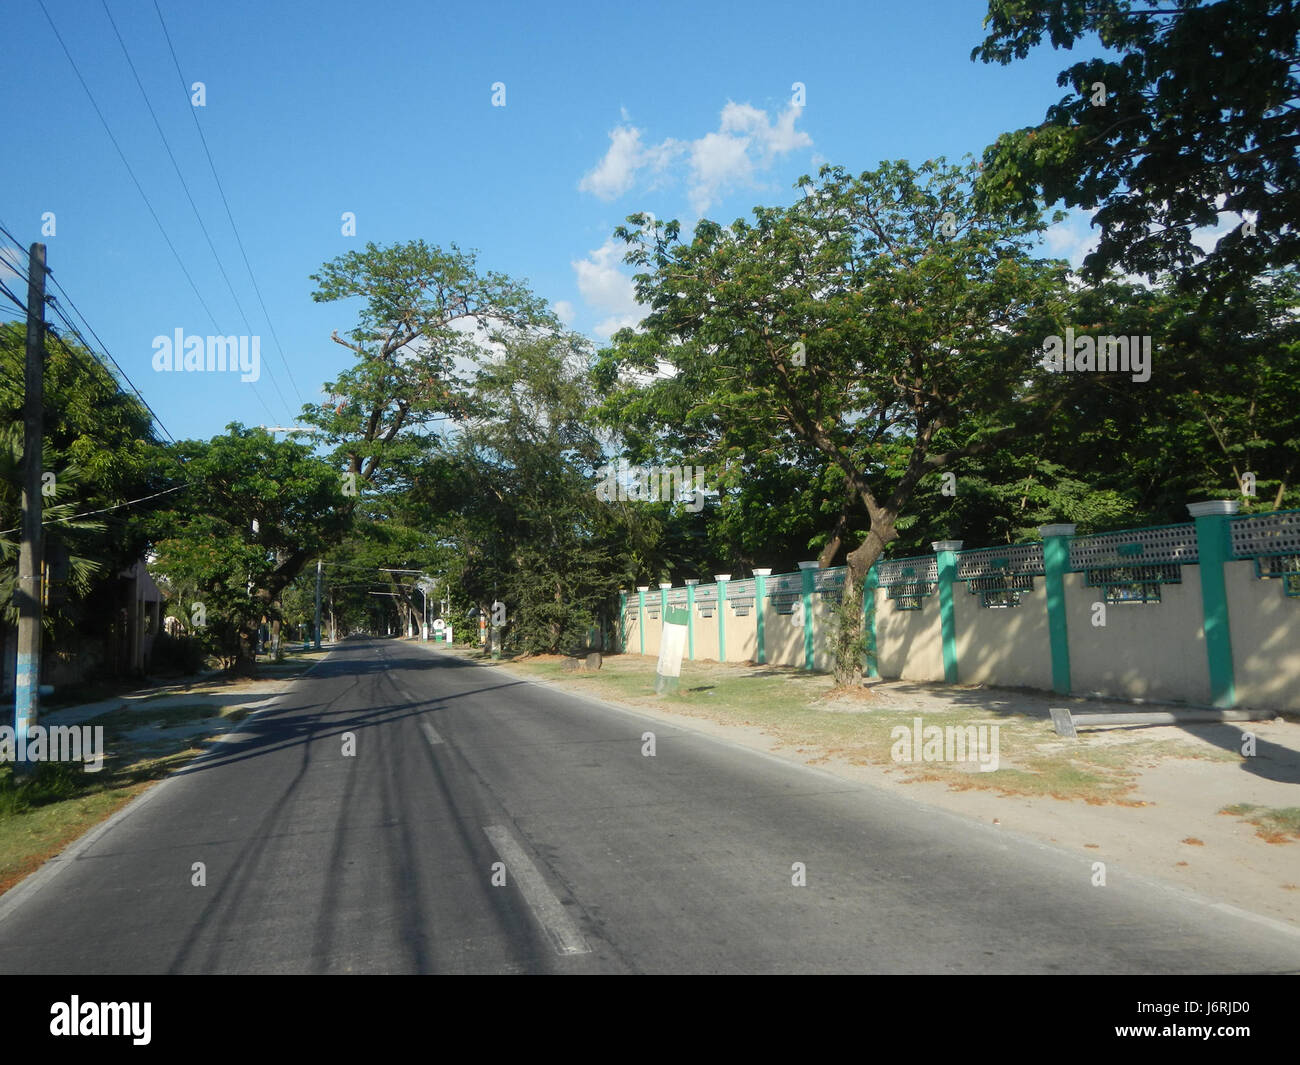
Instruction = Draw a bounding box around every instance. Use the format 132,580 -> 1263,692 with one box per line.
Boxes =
1,637 -> 1297,974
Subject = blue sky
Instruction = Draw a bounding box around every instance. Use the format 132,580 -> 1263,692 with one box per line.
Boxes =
1,0 -> 1105,441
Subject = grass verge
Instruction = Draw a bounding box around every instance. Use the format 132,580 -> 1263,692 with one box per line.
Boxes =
0,700 -> 254,896
1219,803 -> 1300,843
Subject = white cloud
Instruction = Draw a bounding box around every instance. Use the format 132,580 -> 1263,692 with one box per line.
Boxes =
579,126 -> 649,200
553,300 -> 576,326
1043,211 -> 1101,268
572,238 -> 643,340
579,101 -> 812,213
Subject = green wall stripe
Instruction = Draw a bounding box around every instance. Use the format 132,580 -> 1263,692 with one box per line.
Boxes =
935,547 -> 959,684
1193,512 -> 1237,708
864,563 -> 879,678
1042,534 -> 1072,695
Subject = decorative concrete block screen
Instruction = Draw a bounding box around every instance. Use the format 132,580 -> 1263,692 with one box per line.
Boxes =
1231,509 -> 1300,598
616,505 -> 1300,710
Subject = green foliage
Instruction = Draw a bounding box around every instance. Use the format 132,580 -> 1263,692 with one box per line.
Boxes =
304,239 -> 557,490
596,159 -> 1075,679
973,0 -> 1300,292
148,425 -> 350,666
0,321 -> 164,642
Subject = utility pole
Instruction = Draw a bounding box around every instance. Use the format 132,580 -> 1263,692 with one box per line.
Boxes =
314,559 -> 322,649
15,243 -> 46,773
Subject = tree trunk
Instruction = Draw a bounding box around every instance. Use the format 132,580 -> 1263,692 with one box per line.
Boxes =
231,622 -> 258,676
831,523 -> 894,686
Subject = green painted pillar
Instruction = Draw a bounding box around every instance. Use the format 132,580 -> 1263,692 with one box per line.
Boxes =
798,562 -> 817,670
636,586 -> 648,655
1188,500 -> 1240,708
754,569 -> 771,665
658,583 -> 671,654
932,541 -> 963,684
864,563 -> 879,678
714,574 -> 730,663
1039,524 -> 1076,695
685,579 -> 699,660
619,590 -> 628,654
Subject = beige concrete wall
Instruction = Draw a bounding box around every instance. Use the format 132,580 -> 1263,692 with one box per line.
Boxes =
618,554 -> 1298,712
691,597 -> 721,661
1226,560 -> 1300,711
725,601 -> 757,663
954,581 -> 1053,690
875,590 -> 944,682
642,596 -> 663,657
764,604 -> 804,667
620,602 -> 642,655
811,596 -> 837,673
1066,569 -> 1210,703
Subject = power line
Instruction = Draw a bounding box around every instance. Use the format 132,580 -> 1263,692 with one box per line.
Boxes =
0,228 -> 197,536
35,1 -> 282,427
0,483 -> 191,536
153,0 -> 307,414
36,0 -> 228,337
41,272 -> 183,445
99,0 -> 295,424
0,278 -> 25,314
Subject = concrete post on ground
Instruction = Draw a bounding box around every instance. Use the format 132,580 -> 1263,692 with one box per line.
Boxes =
1039,524 -> 1076,695
932,541 -> 963,685
797,562 -> 817,671
684,579 -> 699,660
753,569 -> 771,665
618,591 -> 628,654
1188,500 -> 1240,708
714,575 -> 730,664
636,587 -> 648,656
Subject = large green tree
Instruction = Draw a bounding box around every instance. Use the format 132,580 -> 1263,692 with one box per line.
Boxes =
149,425 -> 350,671
304,239 -> 558,491
0,321 -> 165,647
405,329 -> 653,653
596,159 -> 1076,683
973,0 -> 1300,292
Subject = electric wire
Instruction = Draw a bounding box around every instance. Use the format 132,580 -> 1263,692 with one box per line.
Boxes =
100,0 -> 295,424
34,0 -> 280,426
153,0 -> 308,413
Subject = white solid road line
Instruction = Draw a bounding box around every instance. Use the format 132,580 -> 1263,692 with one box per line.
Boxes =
421,721 -> 445,747
483,824 -> 591,956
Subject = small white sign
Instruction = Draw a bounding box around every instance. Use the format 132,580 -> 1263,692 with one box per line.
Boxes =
433,618 -> 446,632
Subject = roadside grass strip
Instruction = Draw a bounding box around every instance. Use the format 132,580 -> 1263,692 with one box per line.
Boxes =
1219,803 -> 1300,843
